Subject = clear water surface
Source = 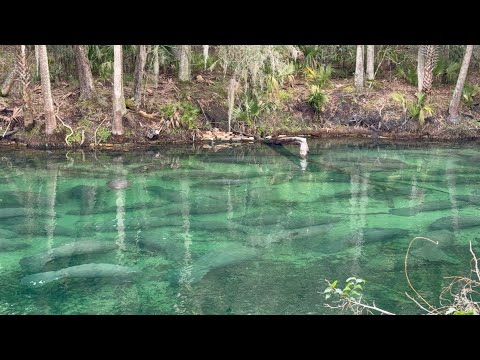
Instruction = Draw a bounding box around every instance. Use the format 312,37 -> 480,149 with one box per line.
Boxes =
0,140 -> 479,314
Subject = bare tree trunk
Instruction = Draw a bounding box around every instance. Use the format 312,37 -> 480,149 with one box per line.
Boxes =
112,45 -> 125,135
355,45 -> 364,91
38,45 -> 56,135
0,69 -> 15,96
203,45 -> 209,70
417,46 -> 424,93
16,45 -> 33,128
227,77 -> 236,132
422,45 -> 437,94
366,45 -> 374,81
153,45 -> 159,88
34,45 -> 39,77
448,45 -> 474,124
178,45 -> 191,81
73,45 -> 96,100
133,45 -> 147,106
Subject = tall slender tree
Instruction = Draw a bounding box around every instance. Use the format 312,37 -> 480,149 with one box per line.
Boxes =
448,45 -> 474,124
16,45 -> 33,128
355,45 -> 364,91
112,45 -> 126,135
38,45 -> 56,135
366,45 -> 374,81
417,45 -> 424,93
73,45 -> 96,100
153,45 -> 160,88
0,68 -> 15,97
421,45 -> 437,94
203,45 -> 209,70
133,45 -> 147,106
178,45 -> 191,81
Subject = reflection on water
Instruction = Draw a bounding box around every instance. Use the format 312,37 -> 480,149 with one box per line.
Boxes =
0,141 -> 479,314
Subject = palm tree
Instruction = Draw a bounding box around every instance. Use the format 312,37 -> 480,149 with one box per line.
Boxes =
73,45 -> 96,100
421,45 -> 437,94
112,45 -> 126,135
417,46 -> 424,93
448,45 -> 474,124
37,45 -> 56,135
355,45 -> 364,91
133,45 -> 147,106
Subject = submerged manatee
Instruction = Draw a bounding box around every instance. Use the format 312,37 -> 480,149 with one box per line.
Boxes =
0,228 -> 16,238
146,186 -> 184,203
246,224 -> 334,247
20,240 -> 118,272
410,242 -> 460,264
56,185 -> 100,204
0,208 -> 27,219
10,224 -> 76,237
0,239 -> 30,252
361,228 -> 410,243
416,230 -> 456,248
429,216 -> 480,231
192,178 -> 251,187
133,235 -> 186,262
169,243 -> 259,285
21,263 -> 138,288
107,179 -> 129,190
389,200 -> 470,216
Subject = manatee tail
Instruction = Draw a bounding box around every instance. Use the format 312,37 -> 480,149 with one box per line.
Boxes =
20,270 -> 63,288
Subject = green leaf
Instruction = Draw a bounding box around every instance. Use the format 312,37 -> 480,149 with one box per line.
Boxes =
331,280 -> 338,288
355,278 -> 365,284
424,105 -> 433,116
453,310 -> 475,315
346,277 -> 356,282
391,92 -> 405,104
354,284 -> 363,290
324,287 -> 333,294
351,291 -> 360,296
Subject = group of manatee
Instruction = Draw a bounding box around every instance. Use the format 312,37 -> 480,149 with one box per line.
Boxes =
2,155 -> 477,291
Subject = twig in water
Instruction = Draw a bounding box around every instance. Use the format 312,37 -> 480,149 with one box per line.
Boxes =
405,292 -> 436,315
405,236 -> 439,312
347,299 -> 395,315
470,240 -> 480,282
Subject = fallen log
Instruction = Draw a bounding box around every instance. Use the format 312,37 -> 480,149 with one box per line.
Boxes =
264,136 -> 309,159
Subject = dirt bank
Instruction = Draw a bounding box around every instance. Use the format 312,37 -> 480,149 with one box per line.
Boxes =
2,68 -> 480,150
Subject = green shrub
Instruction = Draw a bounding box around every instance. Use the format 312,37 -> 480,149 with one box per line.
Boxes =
307,85 -> 329,112
391,91 -> 433,126
462,83 -> 480,108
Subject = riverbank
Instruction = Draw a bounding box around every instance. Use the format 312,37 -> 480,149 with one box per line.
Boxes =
2,67 -> 480,149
